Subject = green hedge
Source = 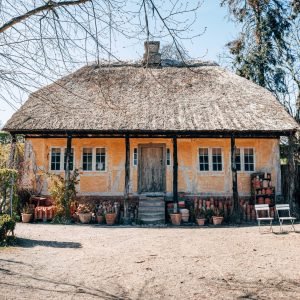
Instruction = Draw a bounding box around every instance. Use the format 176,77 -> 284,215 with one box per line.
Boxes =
0,214 -> 16,246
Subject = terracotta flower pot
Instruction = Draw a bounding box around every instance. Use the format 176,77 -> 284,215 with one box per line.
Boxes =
265,198 -> 271,205
196,218 -> 205,226
205,200 -> 210,208
96,215 -> 104,224
212,216 -> 223,225
21,213 -> 32,223
78,212 -> 92,224
170,213 -> 181,225
258,197 -> 264,204
105,213 -> 116,225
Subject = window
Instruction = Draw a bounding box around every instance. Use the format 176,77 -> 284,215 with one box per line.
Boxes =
96,148 -> 106,171
199,148 -> 209,171
235,148 -> 241,171
212,148 -> 222,171
244,148 -> 254,171
166,148 -> 171,166
64,148 -> 74,171
82,148 -> 93,171
51,148 -> 61,171
133,148 -> 138,166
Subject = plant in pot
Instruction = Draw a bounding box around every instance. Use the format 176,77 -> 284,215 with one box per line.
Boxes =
96,204 -> 105,224
21,203 -> 33,223
170,203 -> 181,225
196,207 -> 206,226
104,203 -> 117,225
77,204 -> 92,224
212,208 -> 224,225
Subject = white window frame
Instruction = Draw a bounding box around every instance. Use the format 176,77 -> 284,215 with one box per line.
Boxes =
81,147 -> 107,172
198,147 -> 224,172
133,148 -> 138,167
166,148 -> 171,166
49,147 -> 75,172
235,147 -> 256,173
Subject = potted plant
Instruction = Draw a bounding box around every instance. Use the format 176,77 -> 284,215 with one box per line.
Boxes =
196,207 -> 206,226
170,203 -> 181,225
96,205 -> 105,224
21,204 -> 33,223
104,203 -> 117,225
77,204 -> 92,224
212,208 -> 224,225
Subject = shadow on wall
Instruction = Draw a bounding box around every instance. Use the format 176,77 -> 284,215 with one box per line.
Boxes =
16,238 -> 82,249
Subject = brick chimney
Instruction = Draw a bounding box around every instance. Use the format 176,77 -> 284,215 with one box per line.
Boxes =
143,41 -> 161,66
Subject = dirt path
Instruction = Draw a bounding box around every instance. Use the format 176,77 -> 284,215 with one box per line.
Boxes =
1,223 -> 300,299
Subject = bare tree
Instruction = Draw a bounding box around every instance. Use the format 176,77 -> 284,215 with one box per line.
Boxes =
0,0 -> 202,112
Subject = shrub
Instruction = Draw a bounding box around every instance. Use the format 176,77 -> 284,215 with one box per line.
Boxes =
0,214 -> 16,246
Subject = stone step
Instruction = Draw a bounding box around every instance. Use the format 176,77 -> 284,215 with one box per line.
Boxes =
139,212 -> 165,219
139,200 -> 165,207
141,219 -> 165,225
138,207 -> 165,213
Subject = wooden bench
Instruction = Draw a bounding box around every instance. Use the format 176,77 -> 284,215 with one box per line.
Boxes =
255,204 -> 273,232
275,204 -> 296,232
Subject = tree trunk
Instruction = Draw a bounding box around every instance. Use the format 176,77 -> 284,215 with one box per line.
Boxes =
124,135 -> 130,223
172,137 -> 178,213
64,135 -> 72,219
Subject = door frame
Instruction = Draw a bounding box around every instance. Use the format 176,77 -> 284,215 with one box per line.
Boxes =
138,143 -> 166,194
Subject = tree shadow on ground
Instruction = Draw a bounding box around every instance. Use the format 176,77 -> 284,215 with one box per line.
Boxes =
16,237 -> 82,249
0,267 -> 131,300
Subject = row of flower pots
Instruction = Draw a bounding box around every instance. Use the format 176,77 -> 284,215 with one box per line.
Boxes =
77,211 -> 117,225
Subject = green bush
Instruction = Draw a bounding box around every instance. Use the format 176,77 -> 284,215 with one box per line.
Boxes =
0,214 -> 16,246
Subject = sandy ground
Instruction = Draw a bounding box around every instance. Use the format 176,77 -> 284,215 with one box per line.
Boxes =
0,223 -> 300,300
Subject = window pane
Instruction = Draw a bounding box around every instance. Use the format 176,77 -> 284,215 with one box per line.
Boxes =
212,148 -> 222,171
166,148 -> 171,166
235,148 -> 241,171
64,148 -> 74,171
96,148 -> 106,171
199,148 -> 209,171
83,148 -> 93,171
244,148 -> 254,171
133,148 -> 138,166
51,148 -> 61,171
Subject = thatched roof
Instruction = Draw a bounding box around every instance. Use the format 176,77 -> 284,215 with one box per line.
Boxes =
4,60 -> 299,134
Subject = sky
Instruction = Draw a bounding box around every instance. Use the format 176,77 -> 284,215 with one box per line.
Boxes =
0,1 -> 239,126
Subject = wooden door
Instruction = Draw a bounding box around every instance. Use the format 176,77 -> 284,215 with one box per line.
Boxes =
138,144 -> 166,193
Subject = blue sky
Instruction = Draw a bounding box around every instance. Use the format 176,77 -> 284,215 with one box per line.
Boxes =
0,1 -> 239,126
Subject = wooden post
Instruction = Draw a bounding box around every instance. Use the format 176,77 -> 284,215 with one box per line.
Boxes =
231,136 -> 240,223
64,134 -> 72,218
8,134 -> 17,217
173,136 -> 178,212
287,133 -> 297,212
124,135 -> 130,223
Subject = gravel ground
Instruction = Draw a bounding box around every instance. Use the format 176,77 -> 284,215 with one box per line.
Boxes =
0,223 -> 300,300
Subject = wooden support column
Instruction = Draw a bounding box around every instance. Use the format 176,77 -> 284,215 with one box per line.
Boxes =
124,135 -> 130,223
173,136 -> 178,211
64,134 -> 72,218
231,136 -> 240,223
8,134 -> 17,217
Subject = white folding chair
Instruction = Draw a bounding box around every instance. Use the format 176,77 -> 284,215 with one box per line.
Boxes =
275,204 -> 296,232
255,204 -> 273,232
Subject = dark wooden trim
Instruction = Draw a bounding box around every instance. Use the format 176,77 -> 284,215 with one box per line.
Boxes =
137,143 -> 166,194
173,137 -> 178,207
124,135 -> 130,221
64,135 -> 72,217
7,128 -> 296,138
231,136 -> 240,223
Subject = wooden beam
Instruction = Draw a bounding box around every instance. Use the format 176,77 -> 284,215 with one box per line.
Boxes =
173,137 -> 178,211
64,134 -> 72,218
124,135 -> 130,223
231,136 -> 240,223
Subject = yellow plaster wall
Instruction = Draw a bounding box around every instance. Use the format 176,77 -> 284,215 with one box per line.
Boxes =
25,137 -> 280,196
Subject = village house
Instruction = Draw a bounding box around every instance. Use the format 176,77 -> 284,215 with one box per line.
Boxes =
3,42 -> 299,223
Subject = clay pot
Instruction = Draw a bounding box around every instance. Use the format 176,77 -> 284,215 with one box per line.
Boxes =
263,180 -> 269,188
265,198 -> 271,205
212,216 -> 224,225
262,189 -> 266,195
258,197 -> 264,204
180,209 -> 189,222
196,218 -> 205,226
105,213 -> 117,225
21,213 -> 32,223
205,200 -> 210,208
96,215 -> 104,224
266,188 -> 272,195
78,212 -> 92,224
170,213 -> 182,225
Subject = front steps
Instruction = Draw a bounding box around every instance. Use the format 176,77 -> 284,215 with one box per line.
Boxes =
138,196 -> 165,224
